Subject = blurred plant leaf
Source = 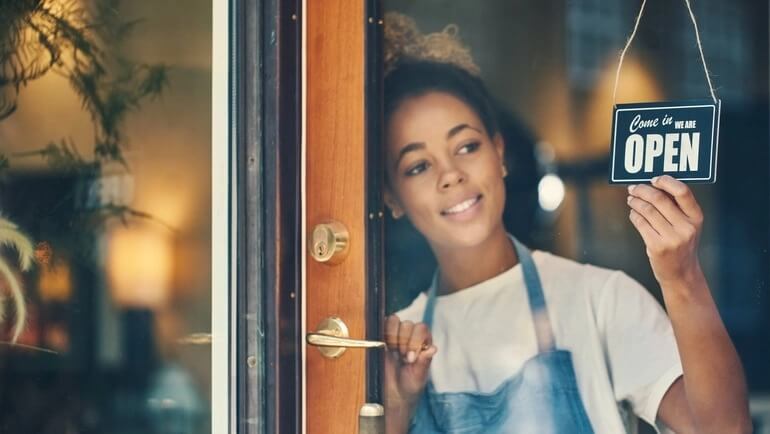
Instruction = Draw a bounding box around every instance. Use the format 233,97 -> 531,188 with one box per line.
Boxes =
12,140 -> 92,173
0,0 -> 173,270
0,0 -> 169,166
137,64 -> 169,98
82,204 -> 175,233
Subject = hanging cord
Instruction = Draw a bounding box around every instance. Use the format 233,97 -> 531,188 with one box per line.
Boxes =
684,0 -> 718,103
612,0 -> 648,105
613,0 -> 718,106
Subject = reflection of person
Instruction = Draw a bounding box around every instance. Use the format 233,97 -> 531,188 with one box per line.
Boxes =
382,13 -> 751,434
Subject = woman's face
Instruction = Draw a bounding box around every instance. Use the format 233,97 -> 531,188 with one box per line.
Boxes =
385,91 -> 507,251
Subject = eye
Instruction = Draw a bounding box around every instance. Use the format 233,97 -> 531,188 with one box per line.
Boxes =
457,141 -> 481,155
405,161 -> 429,176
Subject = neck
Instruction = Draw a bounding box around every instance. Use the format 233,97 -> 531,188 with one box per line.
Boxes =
431,224 -> 518,296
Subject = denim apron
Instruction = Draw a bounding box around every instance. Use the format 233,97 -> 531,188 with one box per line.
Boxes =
408,238 -> 595,434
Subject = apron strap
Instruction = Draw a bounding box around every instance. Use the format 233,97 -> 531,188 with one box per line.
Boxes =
421,236 -> 556,353
512,238 -> 556,352
423,274 -> 438,329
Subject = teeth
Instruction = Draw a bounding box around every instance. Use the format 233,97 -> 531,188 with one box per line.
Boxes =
444,196 -> 479,214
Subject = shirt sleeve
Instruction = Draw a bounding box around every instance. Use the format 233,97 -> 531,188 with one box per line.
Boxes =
394,292 -> 428,323
595,271 -> 683,431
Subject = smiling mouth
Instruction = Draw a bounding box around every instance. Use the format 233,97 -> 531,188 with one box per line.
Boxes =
441,195 -> 482,215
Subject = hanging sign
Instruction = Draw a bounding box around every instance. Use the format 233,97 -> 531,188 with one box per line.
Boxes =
609,99 -> 720,184
608,0 -> 721,184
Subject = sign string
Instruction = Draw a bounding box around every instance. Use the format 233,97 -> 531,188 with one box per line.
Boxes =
612,0 -> 718,106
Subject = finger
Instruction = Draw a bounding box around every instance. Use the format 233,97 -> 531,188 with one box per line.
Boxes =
627,195 -> 677,238
398,321 -> 415,356
629,209 -> 662,249
406,323 -> 432,363
415,344 -> 438,368
651,176 -> 703,222
385,315 -> 401,350
627,184 -> 689,228
407,345 -> 437,387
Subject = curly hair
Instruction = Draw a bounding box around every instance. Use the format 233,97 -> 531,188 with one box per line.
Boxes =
384,60 -> 500,140
384,12 -> 480,77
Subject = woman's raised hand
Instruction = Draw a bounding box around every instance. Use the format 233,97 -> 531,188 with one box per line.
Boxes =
626,175 -> 706,290
627,177 -> 753,434
383,315 -> 437,417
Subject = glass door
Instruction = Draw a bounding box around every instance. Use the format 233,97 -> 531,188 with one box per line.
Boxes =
302,0 -> 770,433
0,1 -> 235,433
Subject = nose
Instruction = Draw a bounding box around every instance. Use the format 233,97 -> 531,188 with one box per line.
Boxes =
438,166 -> 466,190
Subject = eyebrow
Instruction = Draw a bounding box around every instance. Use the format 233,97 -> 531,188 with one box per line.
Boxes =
446,123 -> 481,140
393,124 -> 482,170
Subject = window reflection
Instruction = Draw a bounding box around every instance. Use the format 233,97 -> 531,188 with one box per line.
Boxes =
0,1 -> 213,433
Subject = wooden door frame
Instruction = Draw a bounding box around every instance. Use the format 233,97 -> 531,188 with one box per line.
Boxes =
243,0 -> 385,432
303,1 -> 385,431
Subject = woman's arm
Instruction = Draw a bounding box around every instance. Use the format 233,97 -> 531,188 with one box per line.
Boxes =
626,175 -> 752,434
384,315 -> 437,434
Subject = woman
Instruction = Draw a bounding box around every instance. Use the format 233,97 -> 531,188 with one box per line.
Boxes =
381,14 -> 751,434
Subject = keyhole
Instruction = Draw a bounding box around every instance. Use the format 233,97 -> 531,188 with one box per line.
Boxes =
315,241 -> 328,257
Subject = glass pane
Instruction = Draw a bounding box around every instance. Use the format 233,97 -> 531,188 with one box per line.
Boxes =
0,1 -> 214,433
380,2 -> 768,433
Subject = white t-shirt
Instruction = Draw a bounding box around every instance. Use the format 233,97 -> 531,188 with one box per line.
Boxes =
396,250 -> 682,434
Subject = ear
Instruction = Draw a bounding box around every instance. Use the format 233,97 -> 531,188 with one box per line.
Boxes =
384,188 -> 405,219
492,133 -> 505,161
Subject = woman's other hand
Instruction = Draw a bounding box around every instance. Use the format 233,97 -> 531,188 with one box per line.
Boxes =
626,175 -> 706,291
383,315 -> 437,420
627,175 -> 752,433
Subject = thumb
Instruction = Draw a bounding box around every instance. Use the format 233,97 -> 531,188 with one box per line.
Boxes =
408,345 -> 437,388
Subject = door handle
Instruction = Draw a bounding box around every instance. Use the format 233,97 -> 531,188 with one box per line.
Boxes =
306,317 -> 385,358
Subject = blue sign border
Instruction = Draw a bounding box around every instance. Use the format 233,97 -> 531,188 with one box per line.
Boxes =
609,99 -> 721,184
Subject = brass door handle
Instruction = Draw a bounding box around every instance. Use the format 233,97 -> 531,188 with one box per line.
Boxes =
306,317 -> 385,358
306,333 -> 386,348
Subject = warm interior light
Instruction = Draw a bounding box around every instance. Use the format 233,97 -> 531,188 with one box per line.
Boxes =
38,262 -> 72,302
107,225 -> 173,309
582,54 -> 666,155
538,174 -> 566,212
